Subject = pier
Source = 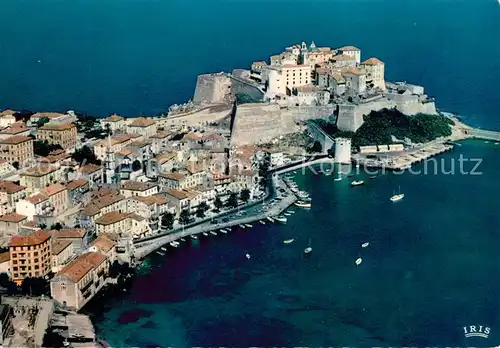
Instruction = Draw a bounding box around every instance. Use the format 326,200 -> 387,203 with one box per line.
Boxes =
469,128 -> 500,142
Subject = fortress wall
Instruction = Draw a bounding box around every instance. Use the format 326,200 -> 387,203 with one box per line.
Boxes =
193,74 -> 232,105
160,106 -> 233,128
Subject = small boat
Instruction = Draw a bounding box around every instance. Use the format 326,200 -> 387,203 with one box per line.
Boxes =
259,220 -> 266,225
351,180 -> 364,187
267,217 -> 275,222
246,253 -> 251,259
239,224 -> 246,229
275,216 -> 287,223
304,238 -> 312,255
203,232 -> 208,236
210,231 -> 217,236
245,223 -> 252,228
191,235 -> 198,240
325,172 -> 332,176
161,247 -> 167,252
355,257 -> 363,266
294,201 -> 312,208
334,174 -> 342,182
283,238 -> 295,244
284,212 -> 291,216
220,229 -> 228,234
180,238 -> 186,242
170,242 -> 179,248
356,163 -> 360,168
390,186 -> 404,202
369,175 -> 377,179
361,242 -> 369,248
156,251 -> 165,256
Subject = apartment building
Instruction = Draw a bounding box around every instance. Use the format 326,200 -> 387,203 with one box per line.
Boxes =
120,181 -> 158,198
20,164 -> 60,193
93,134 -> 141,161
0,181 -> 27,216
0,136 -> 34,166
37,122 -> 77,151
78,164 -> 103,185
337,46 -> 361,64
126,195 -> 173,234
342,68 -> 367,95
361,57 -> 385,90
82,192 -> 126,224
150,131 -> 172,154
100,114 -> 126,133
50,251 -> 109,311
50,228 -> 90,253
9,230 -> 52,285
95,211 -> 149,238
51,240 -> 73,273
87,234 -> 116,264
0,213 -> 28,237
16,183 -> 69,221
126,118 -> 157,139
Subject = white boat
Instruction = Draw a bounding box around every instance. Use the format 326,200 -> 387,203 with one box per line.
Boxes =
191,235 -> 198,240
304,238 -> 312,254
390,186 -> 404,202
283,238 -> 295,244
210,231 -> 217,236
361,242 -> 369,248
161,247 -> 167,252
284,212 -> 291,216
246,253 -> 251,259
287,210 -> 295,214
356,163 -> 360,168
239,224 -> 246,229
297,191 -> 309,199
274,216 -> 287,223
351,180 -> 364,187
267,217 -> 275,222
180,238 -> 186,242
334,174 -> 342,182
220,229 -> 228,234
355,257 -> 363,265
203,232 -> 208,236
170,242 -> 179,248
245,223 -> 252,228
259,220 -> 266,225
156,251 -> 165,256
294,201 -> 312,208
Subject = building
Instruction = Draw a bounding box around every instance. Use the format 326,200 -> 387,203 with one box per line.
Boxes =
282,64 -> 312,90
81,192 -> 126,225
95,211 -> 149,238
361,57 -> 385,90
120,181 -> 158,198
50,228 -> 90,254
78,164 -> 103,186
87,234 -> 116,264
0,109 -> 16,128
16,183 -> 69,221
100,114 -> 126,134
51,239 -> 73,273
337,46 -> 361,64
93,134 -> 140,161
126,195 -> 173,234
9,230 -> 52,285
0,252 -> 10,275
334,138 -> 352,164
0,213 -> 28,237
50,251 -> 109,311
37,122 -> 77,151
0,136 -> 34,167
20,164 -> 60,193
147,152 -> 177,178
0,181 -> 27,216
342,68 -> 367,95
126,118 -> 157,139
330,54 -> 358,69
150,131 -> 172,154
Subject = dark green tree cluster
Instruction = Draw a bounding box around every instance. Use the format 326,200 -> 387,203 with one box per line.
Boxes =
33,140 -> 63,157
71,146 -> 101,165
179,209 -> 191,225
315,109 -> 452,149
240,188 -> 251,202
226,192 -> 239,208
20,277 -> 49,296
196,201 -> 209,218
214,197 -> 223,212
161,212 -> 175,230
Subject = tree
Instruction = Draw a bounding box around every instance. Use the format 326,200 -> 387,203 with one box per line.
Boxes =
50,222 -> 64,230
161,212 -> 175,230
36,117 -> 50,128
214,197 -> 223,211
0,273 -> 17,295
308,141 -> 322,153
132,160 -> 142,172
240,188 -> 251,202
196,201 -> 209,218
12,162 -> 19,170
71,146 -> 101,165
226,192 -> 239,208
179,209 -> 190,225
33,140 -> 63,157
21,277 -> 49,296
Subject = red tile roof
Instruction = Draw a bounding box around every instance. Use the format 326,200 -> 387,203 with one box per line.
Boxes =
9,230 -> 51,247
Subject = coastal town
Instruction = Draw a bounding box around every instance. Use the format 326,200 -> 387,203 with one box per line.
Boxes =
0,41 -> 495,347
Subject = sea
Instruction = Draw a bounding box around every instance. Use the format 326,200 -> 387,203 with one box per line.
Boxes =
1,0 -> 499,346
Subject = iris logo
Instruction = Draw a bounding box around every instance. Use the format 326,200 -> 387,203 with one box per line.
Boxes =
463,325 -> 491,338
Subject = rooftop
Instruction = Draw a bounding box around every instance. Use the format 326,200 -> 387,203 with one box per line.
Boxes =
26,192 -> 49,205
52,239 -> 72,255
21,164 -> 57,177
50,228 -> 87,239
57,252 -> 106,283
66,179 -> 89,191
39,122 -> 75,131
121,180 -> 158,192
129,117 -> 156,128
103,114 -> 123,122
91,234 -> 116,253
79,163 -> 102,174
338,45 -> 361,51
42,183 -> 66,196
0,135 -> 33,145
0,252 -> 10,263
9,229 -> 50,247
0,180 -> 26,194
95,211 -> 129,225
0,212 -> 27,223
160,172 -> 186,181
362,57 -> 384,66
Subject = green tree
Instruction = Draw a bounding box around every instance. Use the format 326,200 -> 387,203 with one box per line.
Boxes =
33,140 -> 63,157
161,212 -> 175,230
308,140 -> 322,153
12,161 -> 19,170
214,196 -> 223,211
179,209 -> 190,225
50,222 -> 64,230
21,277 -> 49,296
240,188 -> 251,202
71,146 -> 101,165
132,160 -> 142,171
196,201 -> 209,218
36,117 -> 50,128
226,192 -> 239,208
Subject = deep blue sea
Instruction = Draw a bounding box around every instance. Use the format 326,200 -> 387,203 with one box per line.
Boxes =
1,0 -> 499,129
2,0 -> 499,346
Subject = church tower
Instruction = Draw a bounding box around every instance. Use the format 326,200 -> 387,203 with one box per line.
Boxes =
103,135 -> 117,185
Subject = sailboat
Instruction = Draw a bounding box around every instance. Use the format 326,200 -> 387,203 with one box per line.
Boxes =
390,186 -> 405,202
304,238 -> 312,255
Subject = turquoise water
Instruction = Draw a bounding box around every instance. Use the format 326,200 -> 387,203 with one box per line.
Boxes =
89,140 -> 500,346
1,0 -> 499,129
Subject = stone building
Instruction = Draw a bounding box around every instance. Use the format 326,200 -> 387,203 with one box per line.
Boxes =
361,57 -> 385,90
0,136 -> 34,167
37,122 -> 77,151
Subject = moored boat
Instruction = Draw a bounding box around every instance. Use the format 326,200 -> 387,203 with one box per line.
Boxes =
283,238 -> 295,244
390,186 -> 404,202
239,224 -> 246,229
170,242 -> 179,248
220,229 -> 228,234
351,180 -> 365,187
274,215 -> 287,223
355,257 -> 363,265
304,238 -> 312,255
203,232 -> 208,236
191,235 -> 198,240
244,223 -> 252,228
267,217 -> 275,222
294,200 -> 312,208
361,242 -> 369,248
210,231 -> 217,236
259,220 -> 266,225
161,247 -> 167,252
